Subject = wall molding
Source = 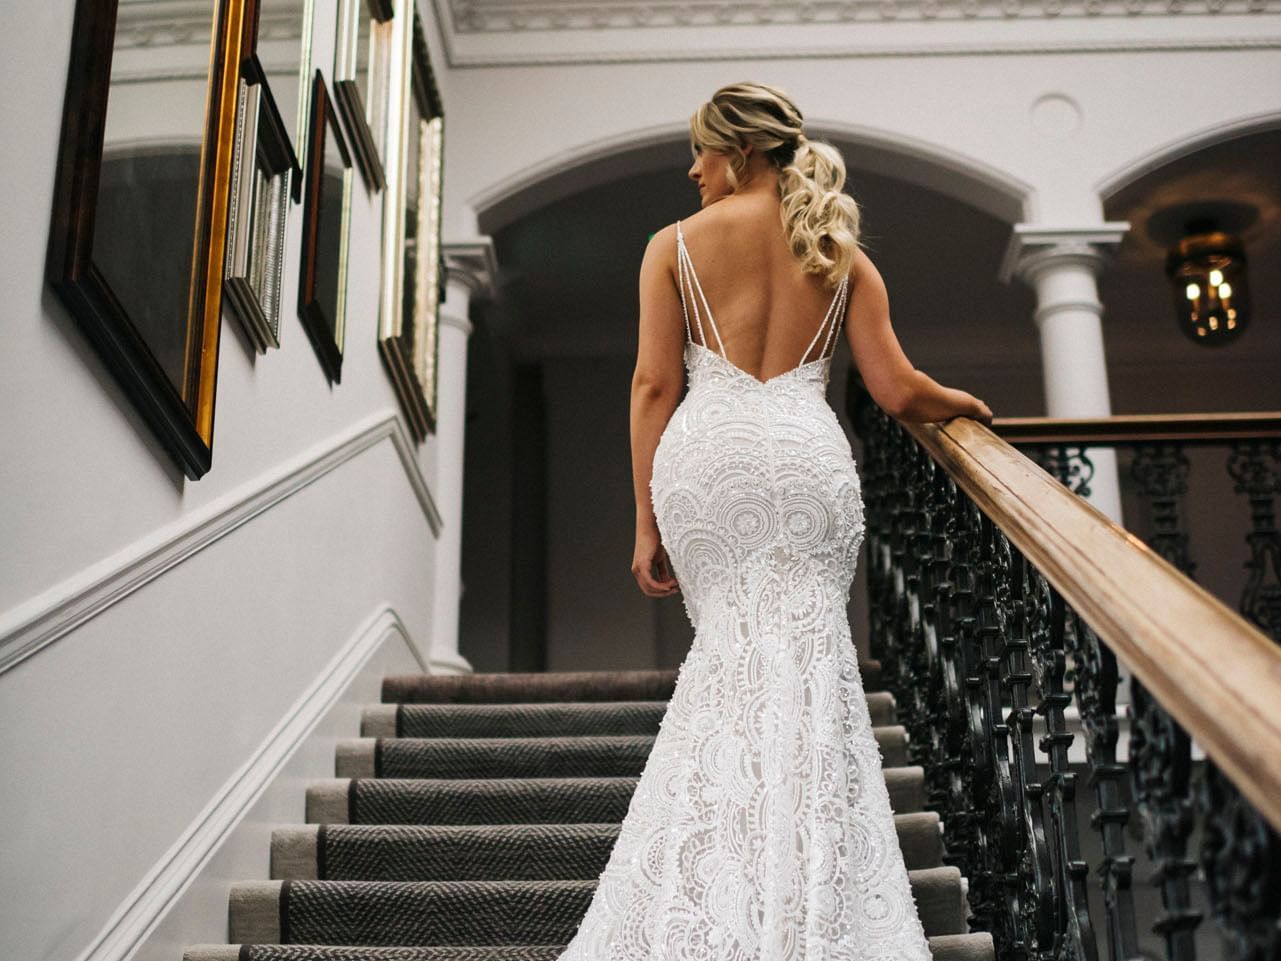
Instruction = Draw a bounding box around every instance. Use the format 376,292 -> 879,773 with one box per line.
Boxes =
448,0 -> 1278,33
73,606 -> 426,961
438,25 -> 1281,67
0,412 -> 442,677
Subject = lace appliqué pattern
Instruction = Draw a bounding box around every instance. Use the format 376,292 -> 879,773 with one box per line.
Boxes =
553,222 -> 934,961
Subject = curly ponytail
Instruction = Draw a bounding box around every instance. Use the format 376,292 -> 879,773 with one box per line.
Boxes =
689,82 -> 863,288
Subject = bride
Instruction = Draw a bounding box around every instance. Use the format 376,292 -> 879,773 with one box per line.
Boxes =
560,82 -> 992,960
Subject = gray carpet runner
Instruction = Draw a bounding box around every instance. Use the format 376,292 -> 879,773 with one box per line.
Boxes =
183,662 -> 994,961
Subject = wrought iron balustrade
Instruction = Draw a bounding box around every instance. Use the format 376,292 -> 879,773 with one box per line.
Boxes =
847,386 -> 1281,961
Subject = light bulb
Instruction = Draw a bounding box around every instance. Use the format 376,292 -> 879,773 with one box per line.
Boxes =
1185,283 -> 1200,300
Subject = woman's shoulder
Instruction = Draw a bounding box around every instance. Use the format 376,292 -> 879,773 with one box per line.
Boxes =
672,200 -> 779,247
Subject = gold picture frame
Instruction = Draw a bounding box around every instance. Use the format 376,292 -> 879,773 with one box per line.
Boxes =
47,0 -> 246,479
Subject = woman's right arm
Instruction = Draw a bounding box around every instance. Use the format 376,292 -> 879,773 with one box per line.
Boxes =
843,248 -> 993,426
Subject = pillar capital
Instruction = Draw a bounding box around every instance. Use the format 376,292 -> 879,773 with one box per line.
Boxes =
442,237 -> 498,301
998,222 -> 1130,285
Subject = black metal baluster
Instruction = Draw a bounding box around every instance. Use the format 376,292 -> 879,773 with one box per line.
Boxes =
1128,442 -> 1202,961
1031,583 -> 1099,961
1067,609 -> 1142,961
1132,443 -> 1196,577
1227,441 -> 1281,642
1000,542 -> 1059,957
1203,441 -> 1281,961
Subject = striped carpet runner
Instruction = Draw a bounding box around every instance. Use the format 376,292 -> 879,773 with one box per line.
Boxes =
182,666 -> 994,961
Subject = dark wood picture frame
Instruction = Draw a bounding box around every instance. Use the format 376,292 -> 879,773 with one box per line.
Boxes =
46,0 -> 246,480
298,69 -> 353,383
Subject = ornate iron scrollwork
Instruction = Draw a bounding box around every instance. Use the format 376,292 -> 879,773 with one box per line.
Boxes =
849,392 -> 1281,961
1131,443 -> 1195,578
1029,443 -> 1096,498
1227,441 -> 1281,643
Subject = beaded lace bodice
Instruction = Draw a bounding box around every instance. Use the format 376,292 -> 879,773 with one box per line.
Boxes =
554,220 -> 933,961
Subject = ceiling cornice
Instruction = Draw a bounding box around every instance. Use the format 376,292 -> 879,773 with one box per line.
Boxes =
431,0 -> 1281,67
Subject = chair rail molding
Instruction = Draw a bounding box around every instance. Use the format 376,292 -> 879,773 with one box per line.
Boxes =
0,411 -> 443,676
73,606 -> 427,961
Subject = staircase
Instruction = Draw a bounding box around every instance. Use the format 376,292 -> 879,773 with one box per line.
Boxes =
182,665 -> 995,960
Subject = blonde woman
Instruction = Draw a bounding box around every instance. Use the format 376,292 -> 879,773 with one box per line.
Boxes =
560,82 -> 992,960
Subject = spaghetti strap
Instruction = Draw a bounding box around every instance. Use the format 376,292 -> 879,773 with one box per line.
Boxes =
799,274 -> 850,366
675,219 -> 848,375
675,221 -> 727,357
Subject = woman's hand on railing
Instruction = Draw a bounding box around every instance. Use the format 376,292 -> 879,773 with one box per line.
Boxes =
965,394 -> 994,427
895,371 -> 993,426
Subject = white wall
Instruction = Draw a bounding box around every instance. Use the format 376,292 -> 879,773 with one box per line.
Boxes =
442,50 -> 1281,237
0,2 -> 461,960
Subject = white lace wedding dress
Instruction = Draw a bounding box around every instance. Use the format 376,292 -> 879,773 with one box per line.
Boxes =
554,220 -> 934,961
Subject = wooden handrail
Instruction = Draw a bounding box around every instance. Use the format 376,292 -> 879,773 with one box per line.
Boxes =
904,416 -> 1281,835
990,411 -> 1281,445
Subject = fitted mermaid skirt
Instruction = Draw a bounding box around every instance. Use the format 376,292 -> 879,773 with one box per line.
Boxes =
553,340 -> 935,961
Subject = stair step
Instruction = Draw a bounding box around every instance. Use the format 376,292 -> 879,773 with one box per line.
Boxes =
381,662 -> 883,706
382,670 -> 678,704
190,931 -> 993,961
184,949 -> 575,961
335,725 -> 909,779
271,811 -> 944,881
370,691 -> 898,740
307,767 -> 926,826
228,868 -> 966,945
337,735 -> 655,779
362,702 -> 670,738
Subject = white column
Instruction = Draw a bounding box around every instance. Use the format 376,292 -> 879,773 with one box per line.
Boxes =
430,238 -> 497,673
999,224 -> 1130,525
1000,224 -> 1135,712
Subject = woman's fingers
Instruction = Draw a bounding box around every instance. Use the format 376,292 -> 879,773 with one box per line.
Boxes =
632,548 -> 679,597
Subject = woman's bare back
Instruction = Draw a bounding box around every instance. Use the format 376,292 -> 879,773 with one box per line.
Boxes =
675,194 -> 850,383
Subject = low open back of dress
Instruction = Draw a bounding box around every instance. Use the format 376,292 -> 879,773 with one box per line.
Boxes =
674,218 -> 849,387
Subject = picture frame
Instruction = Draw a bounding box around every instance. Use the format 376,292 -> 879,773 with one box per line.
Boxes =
378,8 -> 445,441
247,0 -> 314,201
224,74 -> 295,351
298,69 -> 353,383
46,0 -> 245,479
333,0 -> 395,191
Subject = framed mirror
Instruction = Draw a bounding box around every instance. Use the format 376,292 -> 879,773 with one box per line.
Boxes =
378,9 -> 445,441
333,0 -> 394,191
298,70 -> 353,383
47,0 -> 245,479
224,75 -> 294,351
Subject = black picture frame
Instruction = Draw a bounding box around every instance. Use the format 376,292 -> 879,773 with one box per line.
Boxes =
239,0 -> 302,200
298,69 -> 353,383
46,0 -> 246,480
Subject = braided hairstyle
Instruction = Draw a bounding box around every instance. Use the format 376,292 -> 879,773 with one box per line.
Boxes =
689,81 -> 863,288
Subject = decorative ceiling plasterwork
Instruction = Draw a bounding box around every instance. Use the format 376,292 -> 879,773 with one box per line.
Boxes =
451,0 -> 1275,32
115,0 -> 308,49
430,0 -> 1280,66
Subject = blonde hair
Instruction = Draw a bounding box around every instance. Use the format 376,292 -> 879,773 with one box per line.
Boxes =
688,81 -> 863,288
